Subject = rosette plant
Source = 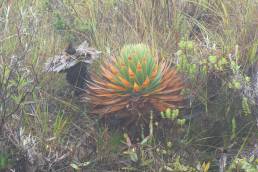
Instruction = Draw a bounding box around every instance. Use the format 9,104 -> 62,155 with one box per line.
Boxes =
84,44 -> 184,124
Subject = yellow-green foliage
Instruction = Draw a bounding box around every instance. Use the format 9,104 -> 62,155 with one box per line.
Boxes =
109,44 -> 161,94
242,96 -> 251,116
0,153 -> 9,170
228,157 -> 258,172
1,0 -> 257,171
163,156 -> 198,172
161,108 -> 186,126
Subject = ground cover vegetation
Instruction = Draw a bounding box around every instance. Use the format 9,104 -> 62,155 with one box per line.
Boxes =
0,0 -> 257,171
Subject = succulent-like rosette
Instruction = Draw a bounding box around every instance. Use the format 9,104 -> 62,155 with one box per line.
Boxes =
84,44 -> 184,116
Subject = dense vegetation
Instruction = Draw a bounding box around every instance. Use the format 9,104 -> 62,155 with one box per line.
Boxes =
0,0 -> 257,171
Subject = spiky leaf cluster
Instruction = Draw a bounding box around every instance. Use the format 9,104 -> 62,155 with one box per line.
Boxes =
85,44 -> 185,115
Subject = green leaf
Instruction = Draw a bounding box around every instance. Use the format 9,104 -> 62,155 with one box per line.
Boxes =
165,108 -> 172,118
129,152 -> 138,162
177,119 -> 186,126
231,117 -> 236,140
161,111 -> 165,118
208,55 -> 217,63
171,109 -> 179,120
242,97 -> 251,116
70,163 -> 80,170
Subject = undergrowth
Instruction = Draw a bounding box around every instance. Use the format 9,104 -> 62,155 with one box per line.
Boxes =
0,0 -> 257,171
